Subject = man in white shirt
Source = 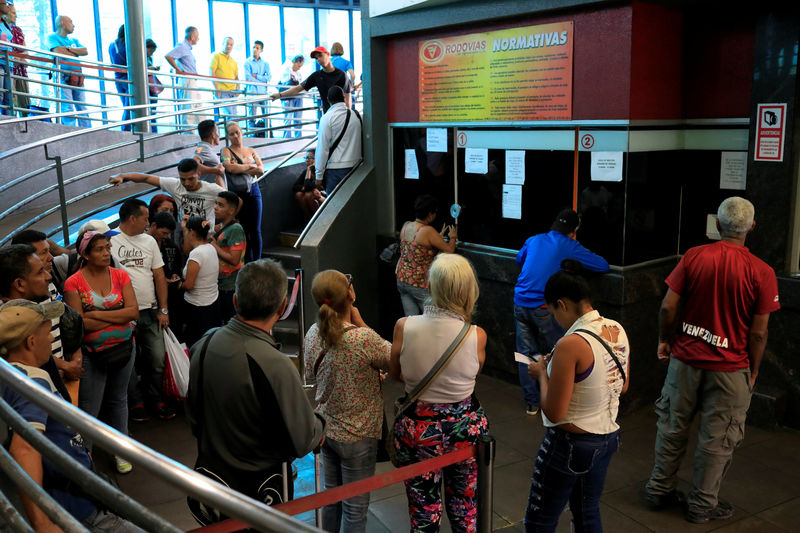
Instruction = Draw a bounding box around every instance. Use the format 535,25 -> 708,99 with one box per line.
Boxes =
110,199 -> 172,425
315,86 -> 362,195
110,158 -> 224,229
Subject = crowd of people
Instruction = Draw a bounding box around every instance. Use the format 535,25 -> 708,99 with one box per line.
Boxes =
0,0 -> 360,136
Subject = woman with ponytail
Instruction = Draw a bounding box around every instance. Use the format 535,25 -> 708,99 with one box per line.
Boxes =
304,270 -> 391,533
524,260 -> 630,532
178,216 -> 220,347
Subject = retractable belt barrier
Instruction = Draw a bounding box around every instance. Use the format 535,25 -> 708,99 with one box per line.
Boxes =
189,444 -> 481,533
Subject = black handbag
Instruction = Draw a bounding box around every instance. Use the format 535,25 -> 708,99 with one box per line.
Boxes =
224,147 -> 252,195
83,339 -> 133,371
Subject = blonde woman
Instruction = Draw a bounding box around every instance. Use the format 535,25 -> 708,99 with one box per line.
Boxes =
304,270 -> 390,533
389,253 -> 488,533
221,121 -> 264,262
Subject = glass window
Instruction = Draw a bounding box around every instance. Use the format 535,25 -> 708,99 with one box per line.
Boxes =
283,7 -> 314,66
318,8 -> 349,60
12,0 -> 55,109
247,3 -> 281,87
176,0 -> 211,78
144,0 -> 178,123
211,1 -> 247,73
55,0 -> 105,121
352,10 -> 362,78
96,0 -> 125,62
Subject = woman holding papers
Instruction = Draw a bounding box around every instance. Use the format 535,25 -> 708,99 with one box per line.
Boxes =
395,194 -> 457,316
524,260 -> 630,532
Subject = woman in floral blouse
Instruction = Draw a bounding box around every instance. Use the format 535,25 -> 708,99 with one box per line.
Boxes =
304,270 -> 390,533
395,194 -> 457,316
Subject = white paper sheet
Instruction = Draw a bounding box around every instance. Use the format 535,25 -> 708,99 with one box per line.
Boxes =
502,184 -> 522,219
719,152 -> 747,190
426,128 -> 448,152
505,150 -> 525,185
706,214 -> 721,240
514,352 -> 541,365
591,151 -> 623,182
404,149 -> 419,179
465,148 -> 488,174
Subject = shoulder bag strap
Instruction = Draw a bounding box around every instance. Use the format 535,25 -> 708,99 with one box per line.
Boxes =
312,325 -> 358,377
226,147 -> 244,165
574,328 -> 627,383
394,322 -> 472,419
327,109 -> 352,158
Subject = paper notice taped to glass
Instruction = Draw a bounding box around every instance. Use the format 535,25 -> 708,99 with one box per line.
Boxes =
465,148 -> 488,174
719,152 -> 747,190
405,149 -> 419,179
706,214 -> 721,240
502,184 -> 522,219
591,151 -> 623,182
426,128 -> 448,152
505,150 -> 525,185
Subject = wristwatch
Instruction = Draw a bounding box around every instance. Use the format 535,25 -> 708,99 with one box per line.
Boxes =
160,308 -> 169,315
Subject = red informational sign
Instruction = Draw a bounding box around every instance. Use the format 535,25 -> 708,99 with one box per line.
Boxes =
754,103 -> 787,162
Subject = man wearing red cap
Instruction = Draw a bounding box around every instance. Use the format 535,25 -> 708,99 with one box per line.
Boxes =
271,46 -> 353,113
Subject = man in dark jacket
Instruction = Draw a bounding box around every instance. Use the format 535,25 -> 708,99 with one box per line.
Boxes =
186,259 -> 324,512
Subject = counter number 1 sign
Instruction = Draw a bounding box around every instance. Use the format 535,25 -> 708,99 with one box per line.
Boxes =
755,103 -> 786,162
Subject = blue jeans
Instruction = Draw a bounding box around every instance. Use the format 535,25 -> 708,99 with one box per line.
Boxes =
321,437 -> 377,533
397,281 -> 429,316
116,81 -> 132,131
79,341 -> 135,449
59,75 -> 91,128
284,97 -> 302,137
514,305 -> 565,406
324,167 -> 353,196
237,182 -> 263,262
1,63 -> 11,116
215,90 -> 237,118
130,309 -> 166,410
525,428 -> 620,533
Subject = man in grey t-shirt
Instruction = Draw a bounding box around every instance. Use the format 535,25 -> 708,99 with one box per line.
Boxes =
195,119 -> 225,187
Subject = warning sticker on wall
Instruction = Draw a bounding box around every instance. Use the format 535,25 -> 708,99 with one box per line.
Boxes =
754,103 -> 786,162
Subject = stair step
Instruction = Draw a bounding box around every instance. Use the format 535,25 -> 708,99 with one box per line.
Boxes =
262,246 -> 302,270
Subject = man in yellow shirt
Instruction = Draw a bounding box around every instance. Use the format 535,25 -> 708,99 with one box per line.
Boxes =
210,37 -> 239,117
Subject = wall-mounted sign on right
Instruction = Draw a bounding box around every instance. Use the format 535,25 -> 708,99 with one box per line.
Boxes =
754,103 -> 786,162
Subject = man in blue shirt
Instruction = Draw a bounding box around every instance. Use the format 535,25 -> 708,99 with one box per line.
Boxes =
244,40 -> 270,129
0,299 -> 141,532
46,15 -> 91,128
108,25 -> 134,131
165,26 -> 201,125
514,208 -> 610,414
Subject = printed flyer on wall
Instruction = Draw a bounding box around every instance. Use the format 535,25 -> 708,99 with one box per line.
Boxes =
418,21 -> 574,122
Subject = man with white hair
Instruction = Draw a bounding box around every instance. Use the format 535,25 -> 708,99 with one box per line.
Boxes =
46,15 -> 91,127
644,197 -> 780,524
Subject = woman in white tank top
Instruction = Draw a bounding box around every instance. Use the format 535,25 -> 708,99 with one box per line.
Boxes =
524,261 -> 630,533
389,253 -> 488,533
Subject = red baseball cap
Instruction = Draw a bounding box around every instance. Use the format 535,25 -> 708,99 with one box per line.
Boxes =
310,46 -> 329,58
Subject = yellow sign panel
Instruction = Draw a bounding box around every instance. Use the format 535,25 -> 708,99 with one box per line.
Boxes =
419,21 -> 574,122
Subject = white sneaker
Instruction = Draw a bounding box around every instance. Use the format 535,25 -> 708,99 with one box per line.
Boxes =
526,405 -> 540,415
115,456 -> 132,474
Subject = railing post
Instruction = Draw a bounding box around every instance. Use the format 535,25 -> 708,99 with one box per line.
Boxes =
476,434 -> 495,533
53,56 -> 61,124
313,447 -> 322,528
43,145 -> 71,246
136,132 -> 145,162
6,49 -> 16,116
296,268 -> 306,386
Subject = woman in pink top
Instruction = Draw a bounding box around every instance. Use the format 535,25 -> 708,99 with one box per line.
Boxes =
395,194 -> 457,316
304,270 -> 390,533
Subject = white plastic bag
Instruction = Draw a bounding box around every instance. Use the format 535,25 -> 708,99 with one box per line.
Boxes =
163,327 -> 190,399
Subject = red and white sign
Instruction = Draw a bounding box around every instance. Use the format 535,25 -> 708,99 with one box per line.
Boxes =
755,103 -> 787,162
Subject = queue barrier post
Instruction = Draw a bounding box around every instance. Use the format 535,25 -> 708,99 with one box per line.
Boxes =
313,447 -> 322,528
476,434 -> 496,533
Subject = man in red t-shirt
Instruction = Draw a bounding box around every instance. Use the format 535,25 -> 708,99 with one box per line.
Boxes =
644,197 -> 780,524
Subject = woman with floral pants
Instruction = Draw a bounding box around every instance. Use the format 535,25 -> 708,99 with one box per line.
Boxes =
390,254 -> 489,533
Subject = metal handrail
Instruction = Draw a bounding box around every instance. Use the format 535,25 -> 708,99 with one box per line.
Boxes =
0,358 -> 322,532
254,137 -> 318,184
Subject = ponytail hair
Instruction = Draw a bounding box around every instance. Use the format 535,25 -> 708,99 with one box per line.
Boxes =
185,216 -> 210,240
311,270 -> 350,348
544,259 -> 592,306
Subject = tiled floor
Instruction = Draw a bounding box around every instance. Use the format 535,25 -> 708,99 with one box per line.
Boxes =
113,375 -> 800,532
